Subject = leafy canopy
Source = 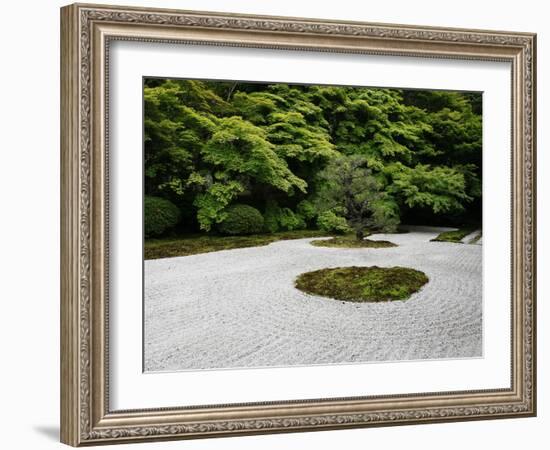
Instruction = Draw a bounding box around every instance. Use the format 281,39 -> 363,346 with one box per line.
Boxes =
144,78 -> 482,233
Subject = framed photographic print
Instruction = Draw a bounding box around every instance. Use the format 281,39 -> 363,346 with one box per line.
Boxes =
60,3 -> 537,446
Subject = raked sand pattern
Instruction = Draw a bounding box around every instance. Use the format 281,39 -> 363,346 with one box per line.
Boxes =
144,226 -> 482,372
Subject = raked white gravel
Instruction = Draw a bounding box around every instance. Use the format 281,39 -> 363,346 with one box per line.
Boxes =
144,226 -> 482,372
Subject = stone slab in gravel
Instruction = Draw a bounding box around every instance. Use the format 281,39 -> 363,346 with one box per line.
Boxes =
144,226 -> 482,372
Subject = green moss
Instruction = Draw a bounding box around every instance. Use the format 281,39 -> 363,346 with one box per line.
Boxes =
144,229 -> 331,259
311,236 -> 396,249
295,266 -> 429,302
431,228 -> 474,243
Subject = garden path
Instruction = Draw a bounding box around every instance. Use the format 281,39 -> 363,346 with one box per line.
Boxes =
144,226 -> 482,371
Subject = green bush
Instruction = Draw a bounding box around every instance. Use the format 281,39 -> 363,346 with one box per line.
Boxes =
144,196 -> 181,238
263,201 -> 281,233
296,200 -> 317,222
218,204 -> 264,235
316,210 -> 351,234
279,208 -> 306,231
264,201 -> 306,232
371,199 -> 400,233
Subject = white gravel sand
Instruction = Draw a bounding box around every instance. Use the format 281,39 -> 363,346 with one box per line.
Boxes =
144,226 -> 482,372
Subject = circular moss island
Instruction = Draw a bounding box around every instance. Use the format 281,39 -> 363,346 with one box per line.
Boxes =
311,236 -> 396,249
295,266 -> 428,303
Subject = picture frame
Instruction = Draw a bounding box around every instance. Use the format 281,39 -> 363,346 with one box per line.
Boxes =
60,2 -> 536,446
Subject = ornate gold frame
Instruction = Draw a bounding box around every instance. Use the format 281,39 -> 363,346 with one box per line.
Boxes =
60,3 -> 536,446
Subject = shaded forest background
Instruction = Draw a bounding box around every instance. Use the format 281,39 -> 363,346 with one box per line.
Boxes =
144,78 -> 482,237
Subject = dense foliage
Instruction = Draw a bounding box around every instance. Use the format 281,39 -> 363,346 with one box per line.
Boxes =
144,195 -> 181,237
144,79 -> 482,234
316,210 -> 351,234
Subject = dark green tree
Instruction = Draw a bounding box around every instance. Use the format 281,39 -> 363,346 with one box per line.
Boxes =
316,155 -> 399,241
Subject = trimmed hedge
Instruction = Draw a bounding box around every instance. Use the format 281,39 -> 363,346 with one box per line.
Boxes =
144,196 -> 180,238
218,204 -> 264,235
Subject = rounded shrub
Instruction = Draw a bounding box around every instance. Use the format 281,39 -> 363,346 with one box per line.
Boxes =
218,204 -> 264,235
144,196 -> 181,238
316,210 -> 351,234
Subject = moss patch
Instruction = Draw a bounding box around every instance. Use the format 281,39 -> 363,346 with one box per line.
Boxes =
311,236 -> 396,249
145,229 -> 331,259
295,266 -> 428,302
430,228 -> 474,243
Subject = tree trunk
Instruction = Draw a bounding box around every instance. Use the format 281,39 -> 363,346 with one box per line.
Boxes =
226,82 -> 238,101
355,229 -> 364,241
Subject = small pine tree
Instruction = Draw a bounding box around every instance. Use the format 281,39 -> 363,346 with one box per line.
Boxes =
316,156 -> 398,240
